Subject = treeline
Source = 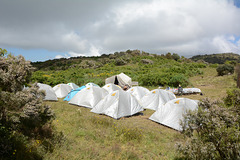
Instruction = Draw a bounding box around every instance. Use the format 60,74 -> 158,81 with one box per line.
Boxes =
190,53 -> 240,64
31,50 -> 206,88
31,50 -> 183,71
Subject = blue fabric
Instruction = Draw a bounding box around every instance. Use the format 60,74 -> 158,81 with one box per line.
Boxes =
64,86 -> 86,101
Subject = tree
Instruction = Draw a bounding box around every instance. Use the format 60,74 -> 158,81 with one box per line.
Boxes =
165,52 -> 172,59
0,51 -> 55,159
172,53 -> 180,61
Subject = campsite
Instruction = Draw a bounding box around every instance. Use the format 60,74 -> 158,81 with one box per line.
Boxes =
1,50 -> 240,160
1,1 -> 240,159
39,66 -> 236,160
31,52 -> 237,159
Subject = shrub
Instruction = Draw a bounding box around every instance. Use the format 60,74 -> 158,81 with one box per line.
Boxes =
141,59 -> 153,64
169,74 -> 189,87
114,58 -> 127,66
0,52 -> 57,159
177,97 -> 240,160
224,88 -> 240,107
172,53 -> 180,61
216,64 -> 234,76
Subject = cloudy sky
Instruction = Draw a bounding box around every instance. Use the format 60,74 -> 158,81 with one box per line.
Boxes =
1,0 -> 240,62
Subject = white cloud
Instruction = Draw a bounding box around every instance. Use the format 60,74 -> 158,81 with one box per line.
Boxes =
55,55 -> 65,59
1,0 -> 240,60
237,39 -> 240,47
211,36 -> 240,53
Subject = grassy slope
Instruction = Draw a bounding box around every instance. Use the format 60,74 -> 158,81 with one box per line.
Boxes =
44,67 -> 235,160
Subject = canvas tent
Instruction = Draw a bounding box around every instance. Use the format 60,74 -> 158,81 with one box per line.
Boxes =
69,86 -> 108,108
53,84 -> 72,98
149,98 -> 198,131
105,73 -> 132,88
67,83 -> 79,90
102,83 -> 122,94
37,83 -> 58,101
140,89 -> 176,110
85,82 -> 100,88
127,86 -> 150,102
91,90 -> 143,119
64,86 -> 86,101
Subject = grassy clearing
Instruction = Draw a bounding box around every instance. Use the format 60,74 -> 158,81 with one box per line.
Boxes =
182,67 -> 236,100
43,67 -> 235,159
44,99 -> 182,159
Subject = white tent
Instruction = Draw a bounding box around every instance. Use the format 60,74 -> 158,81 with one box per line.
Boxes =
127,86 -> 150,102
67,83 -> 79,90
102,83 -> 122,93
105,73 -> 132,88
140,89 -> 176,110
69,86 -> 108,108
53,84 -> 72,98
91,90 -> 143,119
37,83 -> 58,101
85,82 -> 100,88
149,98 -> 198,131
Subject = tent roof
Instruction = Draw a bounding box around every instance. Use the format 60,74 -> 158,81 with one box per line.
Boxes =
140,89 -> 176,110
149,98 -> 198,131
127,86 -> 150,101
105,73 -> 132,88
91,90 -> 143,119
102,83 -> 122,93
67,83 -> 80,90
69,86 -> 108,108
53,84 -> 72,98
37,83 -> 58,101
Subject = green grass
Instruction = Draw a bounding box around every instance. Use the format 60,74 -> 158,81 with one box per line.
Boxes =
43,66 -> 236,159
182,67 -> 236,100
44,99 -> 182,159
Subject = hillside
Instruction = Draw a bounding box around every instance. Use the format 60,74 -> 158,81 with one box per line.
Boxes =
31,50 -> 206,88
190,53 -> 240,64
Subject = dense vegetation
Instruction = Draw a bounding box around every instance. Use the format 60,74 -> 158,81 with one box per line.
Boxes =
216,64 -> 235,76
31,50 -> 206,88
177,89 -> 240,160
190,53 -> 240,64
0,52 -> 61,160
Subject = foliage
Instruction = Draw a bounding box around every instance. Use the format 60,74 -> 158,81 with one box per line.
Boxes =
0,54 -> 34,92
177,96 -> 240,160
172,53 -> 180,61
216,64 -> 234,76
0,52 -> 57,159
0,48 -> 7,57
31,50 -> 206,88
191,53 -> 240,64
169,74 -> 189,87
224,88 -> 240,107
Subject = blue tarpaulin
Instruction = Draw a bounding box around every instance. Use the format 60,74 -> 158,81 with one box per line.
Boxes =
64,86 -> 86,101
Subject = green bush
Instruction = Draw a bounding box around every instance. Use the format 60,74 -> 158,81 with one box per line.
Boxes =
0,52 -> 58,159
216,64 -> 234,76
177,97 -> 240,160
169,74 -> 189,87
224,88 -> 240,108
